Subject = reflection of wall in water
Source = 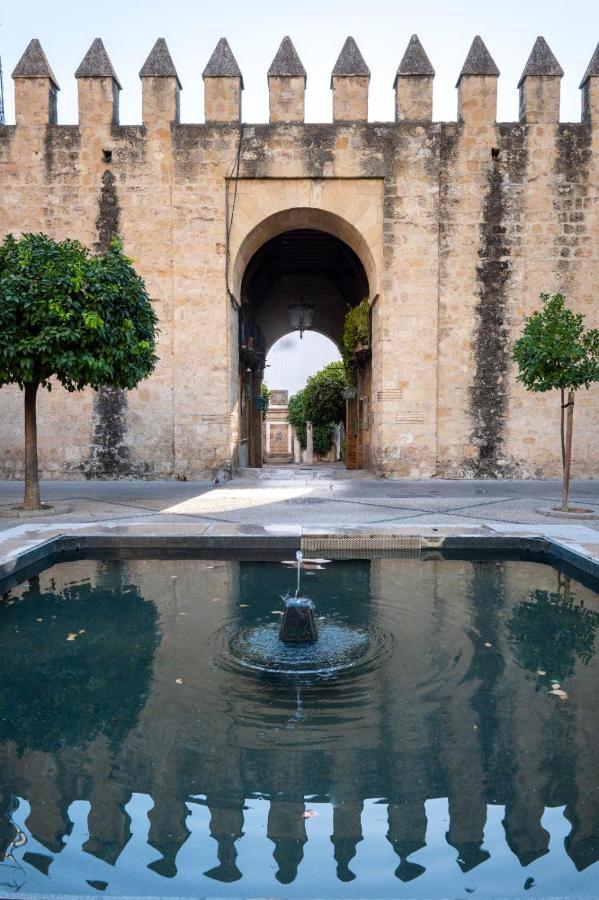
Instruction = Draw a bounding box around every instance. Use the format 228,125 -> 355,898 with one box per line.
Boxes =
1,557 -> 599,876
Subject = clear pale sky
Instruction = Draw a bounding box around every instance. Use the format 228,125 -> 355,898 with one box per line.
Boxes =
2,0 -> 597,125
2,0 -> 597,392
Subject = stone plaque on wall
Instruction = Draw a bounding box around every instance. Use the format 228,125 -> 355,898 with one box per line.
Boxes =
270,424 -> 289,452
270,390 -> 288,407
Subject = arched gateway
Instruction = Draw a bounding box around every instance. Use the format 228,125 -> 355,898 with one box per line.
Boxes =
0,34 -> 597,481
231,209 -> 377,470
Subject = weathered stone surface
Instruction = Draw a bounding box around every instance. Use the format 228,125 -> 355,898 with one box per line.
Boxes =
518,36 -> 563,87
394,35 -> 434,84
75,38 -> 122,88
202,38 -> 243,85
268,37 -> 306,82
331,37 -> 370,81
580,41 -> 599,87
456,36 -> 499,85
12,39 -> 60,89
0,39 -> 597,481
139,38 -> 181,88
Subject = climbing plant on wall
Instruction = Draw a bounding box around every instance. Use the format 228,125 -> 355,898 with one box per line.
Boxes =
0,233 -> 158,510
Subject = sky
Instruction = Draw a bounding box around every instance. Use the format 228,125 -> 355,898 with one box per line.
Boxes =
2,0 -> 598,126
2,0 -> 598,390
265,333 -> 341,396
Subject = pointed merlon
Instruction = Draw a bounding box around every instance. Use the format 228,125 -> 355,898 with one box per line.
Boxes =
75,38 -> 122,88
456,36 -> 499,86
331,36 -> 370,87
12,39 -> 60,89
394,34 -> 434,87
517,36 -> 563,87
202,38 -> 243,89
268,37 -> 307,84
139,38 -> 182,89
580,41 -> 599,88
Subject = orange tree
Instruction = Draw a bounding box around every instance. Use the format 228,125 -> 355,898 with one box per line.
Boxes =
0,233 -> 158,509
513,293 -> 599,511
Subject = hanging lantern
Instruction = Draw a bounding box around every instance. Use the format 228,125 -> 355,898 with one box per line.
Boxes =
288,297 -> 314,339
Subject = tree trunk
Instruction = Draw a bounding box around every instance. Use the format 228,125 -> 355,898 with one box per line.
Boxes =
560,387 -> 566,470
23,382 -> 41,511
561,390 -> 575,512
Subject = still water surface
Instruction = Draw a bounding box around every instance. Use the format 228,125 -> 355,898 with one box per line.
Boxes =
0,554 -> 598,897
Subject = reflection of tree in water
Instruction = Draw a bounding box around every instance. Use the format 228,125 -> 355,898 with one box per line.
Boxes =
507,589 -> 599,686
0,576 -> 160,753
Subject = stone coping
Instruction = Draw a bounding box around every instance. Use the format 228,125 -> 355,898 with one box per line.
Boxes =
1,521 -> 598,588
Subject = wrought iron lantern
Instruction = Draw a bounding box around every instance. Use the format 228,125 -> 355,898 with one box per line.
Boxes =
288,297 -> 314,339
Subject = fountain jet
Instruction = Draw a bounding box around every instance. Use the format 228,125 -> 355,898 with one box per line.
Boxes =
279,551 -> 318,643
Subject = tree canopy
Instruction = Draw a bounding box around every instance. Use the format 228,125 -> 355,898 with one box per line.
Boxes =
0,232 -> 158,392
303,360 -> 348,426
512,293 -> 599,393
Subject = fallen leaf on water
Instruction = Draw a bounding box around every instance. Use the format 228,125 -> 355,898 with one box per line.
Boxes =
36,618 -> 43,623
302,809 -> 320,819
66,633 -> 77,641
175,678 -> 183,685
537,670 -> 546,676
548,688 -> 568,700
484,642 -> 492,648
78,629 -> 85,634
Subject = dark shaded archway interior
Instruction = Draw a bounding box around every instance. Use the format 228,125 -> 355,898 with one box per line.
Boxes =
241,229 -> 369,352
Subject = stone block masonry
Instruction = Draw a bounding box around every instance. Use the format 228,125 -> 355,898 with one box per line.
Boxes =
0,34 -> 598,480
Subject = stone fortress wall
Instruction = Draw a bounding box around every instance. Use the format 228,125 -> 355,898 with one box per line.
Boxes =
0,33 -> 598,479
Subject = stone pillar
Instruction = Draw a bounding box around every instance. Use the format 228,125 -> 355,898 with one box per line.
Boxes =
518,36 -> 563,124
268,37 -> 306,123
580,43 -> 599,122
76,38 -> 121,126
305,421 -> 314,465
293,431 -> 301,463
12,39 -> 59,126
140,38 -> 181,125
249,370 -> 263,467
203,38 -> 243,123
331,37 -> 370,122
394,34 -> 434,122
456,36 -> 499,125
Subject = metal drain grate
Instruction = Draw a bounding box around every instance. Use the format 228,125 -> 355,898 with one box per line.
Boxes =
302,534 -> 421,558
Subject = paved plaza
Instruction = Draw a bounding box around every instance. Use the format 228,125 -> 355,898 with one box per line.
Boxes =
0,468 -> 598,532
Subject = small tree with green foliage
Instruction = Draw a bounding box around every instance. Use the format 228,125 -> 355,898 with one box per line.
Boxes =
0,233 -> 158,510
260,383 -> 270,421
512,293 -> 599,512
342,299 -> 370,384
287,384 -> 338,457
304,360 -> 348,427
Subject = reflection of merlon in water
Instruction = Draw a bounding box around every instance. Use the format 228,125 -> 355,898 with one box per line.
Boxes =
147,792 -> 191,878
205,799 -> 245,883
387,802 -> 427,881
83,782 -> 132,865
267,799 -> 308,884
502,796 -> 549,866
331,801 -> 363,882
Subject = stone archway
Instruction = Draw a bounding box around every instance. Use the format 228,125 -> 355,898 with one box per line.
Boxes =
230,206 -> 378,471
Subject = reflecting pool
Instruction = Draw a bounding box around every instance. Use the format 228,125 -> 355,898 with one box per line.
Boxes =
0,554 -> 598,897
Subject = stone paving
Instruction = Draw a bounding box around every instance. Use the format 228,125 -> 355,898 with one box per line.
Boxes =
1,470 -> 598,583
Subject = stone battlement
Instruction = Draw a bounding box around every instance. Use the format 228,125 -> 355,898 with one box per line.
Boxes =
0,33 -> 598,482
5,35 -> 599,127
